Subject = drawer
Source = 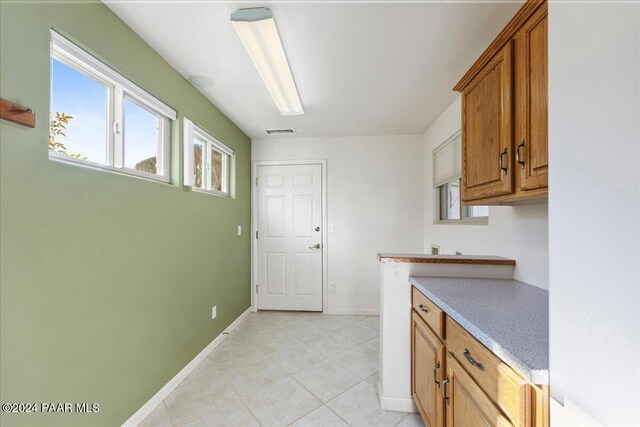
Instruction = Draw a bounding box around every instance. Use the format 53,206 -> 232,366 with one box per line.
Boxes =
446,317 -> 530,426
412,287 -> 444,339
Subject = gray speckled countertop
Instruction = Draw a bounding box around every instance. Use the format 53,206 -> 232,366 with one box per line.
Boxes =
410,276 -> 549,384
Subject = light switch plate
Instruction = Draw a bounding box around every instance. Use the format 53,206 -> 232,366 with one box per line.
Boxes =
211,306 -> 217,319
237,225 -> 242,236
328,223 -> 335,233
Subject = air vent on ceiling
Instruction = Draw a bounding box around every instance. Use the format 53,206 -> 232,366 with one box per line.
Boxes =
265,128 -> 296,135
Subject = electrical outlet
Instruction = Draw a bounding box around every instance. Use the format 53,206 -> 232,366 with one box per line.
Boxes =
329,283 -> 336,293
211,306 -> 217,319
237,225 -> 242,236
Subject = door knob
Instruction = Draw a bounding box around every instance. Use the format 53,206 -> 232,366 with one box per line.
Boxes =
309,243 -> 321,249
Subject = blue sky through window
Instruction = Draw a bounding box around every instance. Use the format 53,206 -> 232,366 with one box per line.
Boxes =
52,59 -> 161,174
51,58 -> 107,164
124,98 -> 159,172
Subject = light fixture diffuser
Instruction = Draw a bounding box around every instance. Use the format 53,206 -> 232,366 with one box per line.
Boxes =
188,74 -> 214,88
231,7 -> 303,115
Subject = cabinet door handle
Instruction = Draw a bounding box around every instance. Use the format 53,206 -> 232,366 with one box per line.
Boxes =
516,139 -> 526,169
418,304 -> 429,314
463,348 -> 485,370
434,361 -> 440,387
499,148 -> 508,175
442,377 -> 450,405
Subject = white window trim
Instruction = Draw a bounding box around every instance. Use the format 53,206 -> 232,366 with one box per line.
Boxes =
50,30 -> 176,183
183,118 -> 233,197
432,130 -> 488,225
51,31 -> 176,119
434,178 -> 489,225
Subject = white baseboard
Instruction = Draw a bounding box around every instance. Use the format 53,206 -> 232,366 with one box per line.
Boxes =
122,307 -> 252,427
325,308 -> 380,316
377,382 -> 417,413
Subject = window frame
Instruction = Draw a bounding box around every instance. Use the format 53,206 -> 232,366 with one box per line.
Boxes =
433,131 -> 488,225
183,118 -> 233,197
49,31 -> 176,183
435,178 -> 488,225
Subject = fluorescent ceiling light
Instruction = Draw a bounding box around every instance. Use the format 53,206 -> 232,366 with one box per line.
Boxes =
231,7 -> 304,116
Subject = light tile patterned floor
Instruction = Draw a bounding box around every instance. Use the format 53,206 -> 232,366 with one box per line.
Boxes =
139,312 -> 425,427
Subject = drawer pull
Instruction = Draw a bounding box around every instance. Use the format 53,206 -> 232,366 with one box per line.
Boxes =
418,304 -> 429,313
433,361 -> 440,387
463,348 -> 485,370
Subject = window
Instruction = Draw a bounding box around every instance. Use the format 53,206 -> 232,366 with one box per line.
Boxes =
433,132 -> 488,223
49,31 -> 176,181
183,118 -> 233,196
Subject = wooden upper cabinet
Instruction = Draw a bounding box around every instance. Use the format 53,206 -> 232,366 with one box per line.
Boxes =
515,4 -> 548,191
412,311 -> 445,427
445,354 -> 514,427
455,0 -> 548,205
461,43 -> 513,202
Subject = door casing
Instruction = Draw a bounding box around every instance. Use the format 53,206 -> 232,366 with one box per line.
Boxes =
251,159 -> 328,313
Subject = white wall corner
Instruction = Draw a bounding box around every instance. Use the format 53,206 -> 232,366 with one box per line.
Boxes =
377,381 -> 417,413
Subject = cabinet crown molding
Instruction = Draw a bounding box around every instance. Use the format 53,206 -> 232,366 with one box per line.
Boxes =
453,0 -> 547,92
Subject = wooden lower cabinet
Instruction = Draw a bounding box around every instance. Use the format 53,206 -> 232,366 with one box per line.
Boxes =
411,287 -> 549,427
444,354 -> 514,427
412,311 -> 445,427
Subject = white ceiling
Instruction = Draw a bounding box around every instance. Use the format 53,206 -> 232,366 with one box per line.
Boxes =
105,1 -> 522,139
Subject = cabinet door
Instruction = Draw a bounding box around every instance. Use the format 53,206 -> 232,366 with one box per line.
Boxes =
445,354 -> 513,427
412,311 -> 445,427
516,4 -> 548,191
461,42 -> 514,202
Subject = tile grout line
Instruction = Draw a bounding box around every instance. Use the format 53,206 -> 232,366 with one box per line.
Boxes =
162,400 -> 175,427
237,395 -> 264,427
237,314 -> 362,425
153,313 -> 381,427
170,375 -> 243,426
284,359 -> 365,426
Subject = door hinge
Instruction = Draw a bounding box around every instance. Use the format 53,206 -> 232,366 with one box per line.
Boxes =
256,230 -> 259,239
256,284 -> 259,293
255,177 -> 258,186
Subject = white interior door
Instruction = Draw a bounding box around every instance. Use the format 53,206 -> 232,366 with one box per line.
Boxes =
257,164 -> 323,311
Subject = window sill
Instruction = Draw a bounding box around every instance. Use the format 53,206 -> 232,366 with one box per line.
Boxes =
190,186 -> 230,198
434,218 -> 488,226
49,152 -> 171,185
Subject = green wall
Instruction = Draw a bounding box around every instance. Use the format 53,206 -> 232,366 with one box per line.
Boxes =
0,2 -> 252,426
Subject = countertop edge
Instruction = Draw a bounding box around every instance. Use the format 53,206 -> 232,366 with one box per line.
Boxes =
409,277 -> 549,384
378,253 -> 516,266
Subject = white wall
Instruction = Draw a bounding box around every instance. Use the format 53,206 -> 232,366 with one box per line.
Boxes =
252,135 -> 424,314
548,3 -> 640,425
423,96 -> 549,289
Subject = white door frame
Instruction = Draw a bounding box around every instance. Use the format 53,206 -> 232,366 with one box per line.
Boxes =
251,159 -> 328,313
